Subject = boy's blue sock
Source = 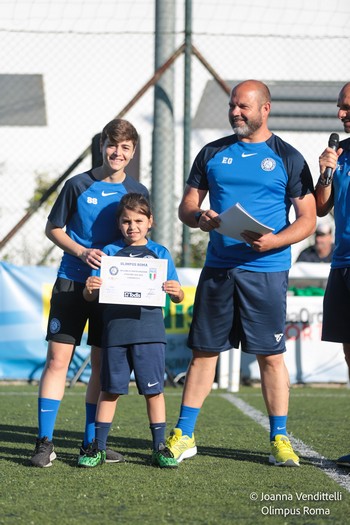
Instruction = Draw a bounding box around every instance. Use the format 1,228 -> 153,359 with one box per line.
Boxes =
83,403 -> 97,448
150,422 -> 166,451
95,422 -> 112,451
176,405 -> 200,437
38,398 -> 60,441
269,415 -> 288,441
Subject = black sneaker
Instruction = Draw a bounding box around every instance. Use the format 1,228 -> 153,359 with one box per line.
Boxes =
105,447 -> 125,463
337,453 -> 350,467
78,442 -> 125,464
30,437 -> 57,467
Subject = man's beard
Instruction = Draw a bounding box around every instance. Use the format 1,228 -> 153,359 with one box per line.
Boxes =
230,117 -> 262,138
341,118 -> 350,133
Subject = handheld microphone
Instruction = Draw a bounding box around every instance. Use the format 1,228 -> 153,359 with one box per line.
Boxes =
324,133 -> 339,185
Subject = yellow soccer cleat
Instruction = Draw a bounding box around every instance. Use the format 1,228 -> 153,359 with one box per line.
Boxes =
269,434 -> 300,467
166,428 -> 197,463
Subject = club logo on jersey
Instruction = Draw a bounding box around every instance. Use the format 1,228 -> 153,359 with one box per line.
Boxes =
149,268 -> 157,280
109,266 -> 118,276
261,158 -> 276,171
49,318 -> 61,334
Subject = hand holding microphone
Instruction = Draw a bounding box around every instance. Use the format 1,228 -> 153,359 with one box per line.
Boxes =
323,133 -> 340,185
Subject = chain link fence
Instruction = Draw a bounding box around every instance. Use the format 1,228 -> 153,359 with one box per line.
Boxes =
1,0 -> 350,266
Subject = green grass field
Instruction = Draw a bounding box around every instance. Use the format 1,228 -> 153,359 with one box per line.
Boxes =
1,383 -> 350,525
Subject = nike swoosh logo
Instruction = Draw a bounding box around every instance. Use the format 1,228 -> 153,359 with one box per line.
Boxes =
129,253 -> 142,257
147,381 -> 159,387
242,153 -> 257,158
277,426 -> 285,430
101,191 -> 118,197
40,409 -> 54,412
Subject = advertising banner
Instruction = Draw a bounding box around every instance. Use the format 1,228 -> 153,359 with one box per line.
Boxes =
0,262 -> 347,384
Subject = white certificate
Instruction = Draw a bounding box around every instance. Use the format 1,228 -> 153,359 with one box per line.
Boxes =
99,256 -> 168,307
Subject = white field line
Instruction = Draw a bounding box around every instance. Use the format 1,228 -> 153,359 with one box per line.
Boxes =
221,393 -> 350,493
236,392 -> 350,399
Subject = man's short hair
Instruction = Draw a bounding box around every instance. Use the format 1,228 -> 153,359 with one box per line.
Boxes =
315,223 -> 332,236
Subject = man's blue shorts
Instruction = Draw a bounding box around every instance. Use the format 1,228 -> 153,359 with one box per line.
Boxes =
188,267 -> 288,355
322,267 -> 350,343
101,342 -> 166,395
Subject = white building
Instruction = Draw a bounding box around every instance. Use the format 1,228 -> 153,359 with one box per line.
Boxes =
0,0 -> 349,264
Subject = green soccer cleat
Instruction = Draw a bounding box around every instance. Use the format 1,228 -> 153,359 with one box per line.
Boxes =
269,434 -> 300,467
152,443 -> 178,468
78,442 -> 125,464
78,442 -> 106,468
166,428 -> 197,463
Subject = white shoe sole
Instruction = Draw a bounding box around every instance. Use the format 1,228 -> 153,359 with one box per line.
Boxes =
269,454 -> 299,467
177,446 -> 197,463
46,451 -> 57,467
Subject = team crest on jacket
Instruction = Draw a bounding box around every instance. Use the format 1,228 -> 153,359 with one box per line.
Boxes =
261,158 -> 276,171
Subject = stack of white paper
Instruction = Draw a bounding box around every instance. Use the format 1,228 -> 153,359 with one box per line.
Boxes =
216,202 -> 274,241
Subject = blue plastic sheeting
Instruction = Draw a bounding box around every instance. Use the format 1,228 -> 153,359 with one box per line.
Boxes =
0,262 -> 91,381
0,262 -> 192,382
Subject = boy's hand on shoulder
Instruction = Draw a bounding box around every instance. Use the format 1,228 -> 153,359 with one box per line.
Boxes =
81,248 -> 104,269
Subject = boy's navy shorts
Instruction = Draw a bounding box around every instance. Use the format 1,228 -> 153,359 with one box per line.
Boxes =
46,277 -> 104,347
101,342 -> 166,395
322,267 -> 350,343
188,267 -> 288,355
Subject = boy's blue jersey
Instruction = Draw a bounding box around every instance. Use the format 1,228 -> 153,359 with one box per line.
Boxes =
331,137 -> 350,268
95,239 -> 179,346
47,170 -> 149,282
188,133 -> 314,271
